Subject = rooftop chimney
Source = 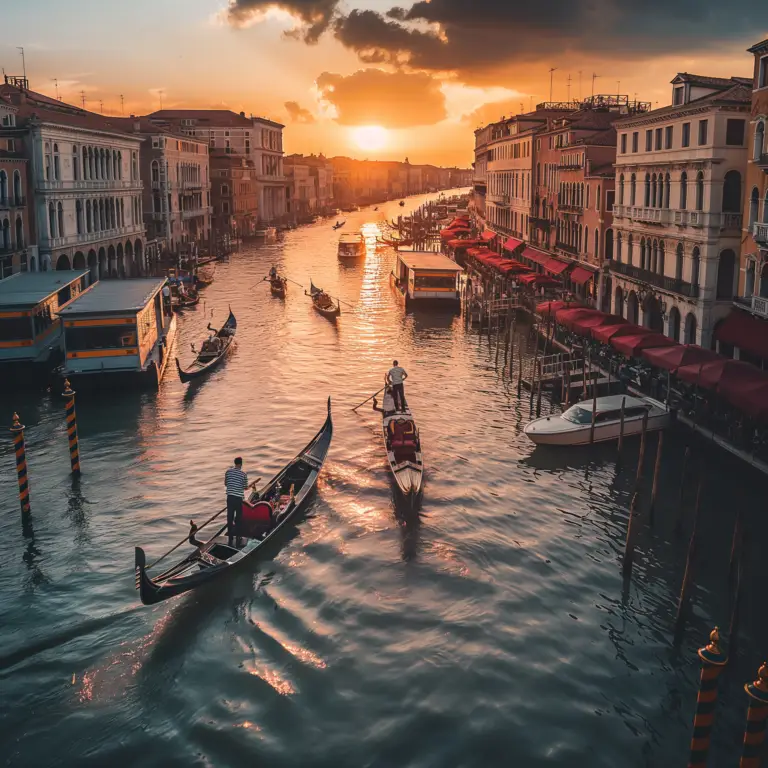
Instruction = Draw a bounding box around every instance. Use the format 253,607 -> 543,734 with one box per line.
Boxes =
240,111 -> 245,118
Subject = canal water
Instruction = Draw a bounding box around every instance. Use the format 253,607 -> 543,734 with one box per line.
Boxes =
2,191 -> 768,767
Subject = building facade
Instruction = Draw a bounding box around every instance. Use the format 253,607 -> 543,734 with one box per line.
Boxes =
0,96 -> 35,276
210,154 -> 258,242
471,124 -> 491,225
284,159 -> 316,220
125,119 -> 210,256
611,74 -> 751,346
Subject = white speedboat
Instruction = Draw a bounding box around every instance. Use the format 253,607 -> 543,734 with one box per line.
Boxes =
338,232 -> 365,259
523,394 -> 670,446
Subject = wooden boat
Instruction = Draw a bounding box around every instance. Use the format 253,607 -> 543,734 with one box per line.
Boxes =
175,308 -> 236,383
523,394 -> 670,446
382,405 -> 424,504
308,280 -> 341,318
135,399 -> 333,605
270,276 -> 287,298
195,265 -> 216,287
332,220 -> 346,230
338,232 -> 365,259
379,236 -> 413,248
171,283 -> 200,311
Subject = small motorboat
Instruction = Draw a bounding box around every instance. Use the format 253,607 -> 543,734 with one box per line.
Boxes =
307,280 -> 341,318
175,308 -> 236,383
269,276 -> 287,298
383,405 -> 423,505
523,395 -> 670,446
135,399 -> 333,605
332,220 -> 346,230
338,232 -> 365,259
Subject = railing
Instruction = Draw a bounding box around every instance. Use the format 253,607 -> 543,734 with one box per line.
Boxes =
37,179 -> 142,192
752,295 -> 768,318
558,163 -> 584,171
609,259 -> 699,297
0,196 -> 26,208
755,153 -> 768,168
555,241 -> 579,256
488,194 -> 510,206
529,216 -> 551,229
182,207 -> 211,220
558,203 -> 583,213
753,222 -> 768,245
613,206 -> 741,229
44,225 -> 145,248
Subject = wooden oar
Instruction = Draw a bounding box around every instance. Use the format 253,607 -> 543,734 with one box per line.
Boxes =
352,386 -> 386,412
249,277 -> 268,289
146,477 -> 261,570
286,277 -> 305,289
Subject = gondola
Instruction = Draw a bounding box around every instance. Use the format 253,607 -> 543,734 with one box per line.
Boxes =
175,308 -> 236,383
269,276 -> 287,298
135,399 -> 333,605
195,265 -> 216,287
382,404 -> 423,507
172,284 -> 200,311
307,280 -> 341,318
379,236 -> 413,248
332,220 -> 346,230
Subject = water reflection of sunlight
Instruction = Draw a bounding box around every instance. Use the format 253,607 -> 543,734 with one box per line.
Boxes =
244,661 -> 296,696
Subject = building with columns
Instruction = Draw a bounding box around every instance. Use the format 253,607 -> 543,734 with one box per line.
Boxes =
611,73 -> 751,346
0,77 -> 146,280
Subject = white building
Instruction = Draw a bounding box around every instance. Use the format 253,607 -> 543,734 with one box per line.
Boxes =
611,73 -> 752,346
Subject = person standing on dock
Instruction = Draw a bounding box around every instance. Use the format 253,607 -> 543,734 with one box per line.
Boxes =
387,360 -> 408,412
225,457 -> 249,546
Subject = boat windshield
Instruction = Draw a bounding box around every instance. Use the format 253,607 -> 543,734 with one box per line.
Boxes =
561,405 -> 592,425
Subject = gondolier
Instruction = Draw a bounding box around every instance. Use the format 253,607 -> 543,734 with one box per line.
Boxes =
225,457 -> 248,546
387,360 -> 408,412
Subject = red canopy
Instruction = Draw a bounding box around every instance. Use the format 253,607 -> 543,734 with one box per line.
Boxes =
556,307 -> 603,331
441,227 -> 471,239
521,247 -> 549,265
448,238 -> 484,248
570,266 -> 596,285
544,257 -> 570,275
448,217 -> 469,228
676,358 -> 732,389
714,310 -> 768,360
612,333 -> 676,358
641,344 -> 720,373
537,300 -> 581,317
481,230 -> 497,241
716,362 -> 768,417
503,237 -> 523,252
519,273 -> 561,287
592,322 -> 648,345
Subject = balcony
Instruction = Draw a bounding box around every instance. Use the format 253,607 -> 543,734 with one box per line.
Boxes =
614,206 -> 742,230
558,162 -> 584,171
488,193 -> 510,206
609,260 -> 699,298
182,206 -> 212,220
555,241 -> 579,256
44,225 -> 145,249
0,196 -> 26,209
37,179 -> 143,192
755,153 -> 768,171
558,203 -> 583,214
530,216 -> 551,230
753,222 -> 768,246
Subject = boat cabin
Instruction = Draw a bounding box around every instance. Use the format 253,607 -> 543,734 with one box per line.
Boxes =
58,278 -> 177,388
338,232 -> 365,259
391,250 -> 463,309
0,270 -> 91,375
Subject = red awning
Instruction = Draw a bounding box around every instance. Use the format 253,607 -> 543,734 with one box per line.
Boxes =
499,261 -> 531,275
570,266 -> 596,285
586,314 -> 630,339
611,333 -> 676,358
543,257 -> 570,275
448,238 -> 484,248
714,310 -> 768,360
641,344 -> 719,374
537,300 -> 582,317
716,362 -> 768,416
592,322 -> 648,345
481,230 -> 497,241
519,273 -> 561,287
503,237 -> 523,252
441,227 -> 471,239
676,358 -> 731,389
556,308 -> 603,331
521,247 -> 549,265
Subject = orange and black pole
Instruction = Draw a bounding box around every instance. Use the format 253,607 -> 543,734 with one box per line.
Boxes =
740,662 -> 768,768
10,412 -> 31,514
688,627 -> 727,768
63,379 -> 81,475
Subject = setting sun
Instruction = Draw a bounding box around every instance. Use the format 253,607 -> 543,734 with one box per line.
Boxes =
350,125 -> 389,152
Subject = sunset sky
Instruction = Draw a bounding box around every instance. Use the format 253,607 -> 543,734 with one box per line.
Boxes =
1,1 -> 764,165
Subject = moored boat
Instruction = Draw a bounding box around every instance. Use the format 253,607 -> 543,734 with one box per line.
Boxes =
523,394 -> 670,446
135,399 -> 333,605
307,280 -> 341,318
195,264 -> 216,287
382,404 -> 423,505
254,227 -> 277,241
338,232 -> 365,259
332,220 -> 346,230
175,308 -> 236,383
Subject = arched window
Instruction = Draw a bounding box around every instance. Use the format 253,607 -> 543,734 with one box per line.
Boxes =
619,174 -> 625,205
640,237 -> 646,270
76,200 -> 83,234
586,184 -> 591,209
664,173 -> 671,209
113,150 -> 118,179
48,202 -> 56,238
754,121 -> 765,162
658,241 -> 665,275
615,286 -> 624,317
0,171 -> 6,204
676,244 -> 684,280
749,187 -> 760,227
650,174 -> 657,208
12,170 -> 22,202
722,170 -> 741,213
684,313 -> 697,345
628,234 -> 634,266
630,174 -> 636,206
72,146 -> 79,181
594,228 -> 600,259
717,249 -> 736,299
644,173 -> 651,207
691,247 -> 700,288
584,226 -> 589,255
44,149 -> 51,182
596,184 -> 601,211
117,151 -> 122,180
57,202 -> 64,237
1,219 -> 9,250
680,171 -> 688,210
82,147 -> 88,180
668,307 -> 681,342
53,144 -> 60,180
86,200 -> 92,233
695,171 -> 704,211
616,232 -> 623,263
15,216 -> 23,249
651,240 -> 658,273
536,162 -> 541,185
764,189 -> 768,224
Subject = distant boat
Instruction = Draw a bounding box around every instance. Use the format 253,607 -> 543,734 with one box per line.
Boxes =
176,308 -> 236,383
399,200 -> 405,207
332,220 -> 346,230
254,227 -> 277,241
338,232 -> 365,259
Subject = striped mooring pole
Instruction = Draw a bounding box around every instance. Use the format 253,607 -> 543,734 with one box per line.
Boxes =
63,379 -> 81,475
740,662 -> 768,767
10,412 -> 31,514
688,627 -> 727,767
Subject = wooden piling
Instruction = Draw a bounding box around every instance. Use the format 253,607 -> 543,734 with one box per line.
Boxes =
536,359 -> 542,417
687,627 -> 728,768
63,379 -> 81,476
634,410 -> 649,493
589,366 -> 598,443
517,342 -> 523,395
622,491 -> 640,576
648,431 -> 664,526
674,446 -> 691,537
617,396 -> 626,460
675,476 -> 703,629
10,413 -> 31,514
495,315 -> 501,367
509,311 -> 517,377
739,663 -> 768,768
531,332 -> 539,401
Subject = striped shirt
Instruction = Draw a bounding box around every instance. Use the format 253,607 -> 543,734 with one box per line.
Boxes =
225,466 -> 249,498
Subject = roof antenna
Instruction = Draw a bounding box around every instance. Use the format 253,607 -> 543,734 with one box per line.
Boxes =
549,67 -> 558,102
120,94 -> 124,115
53,78 -> 59,101
80,91 -> 86,109
17,47 -> 26,81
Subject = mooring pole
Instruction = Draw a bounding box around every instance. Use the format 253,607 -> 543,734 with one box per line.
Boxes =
674,446 -> 691,537
617,396 -> 626,461
739,663 -> 768,768
62,379 -> 81,475
634,410 -> 649,493
517,342 -> 523,395
675,477 -> 704,630
648,431 -> 664,526
622,491 -> 640,577
687,627 -> 728,768
536,359 -> 543,417
10,412 -> 31,514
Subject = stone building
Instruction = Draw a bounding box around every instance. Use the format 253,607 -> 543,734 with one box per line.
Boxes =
210,154 -> 258,242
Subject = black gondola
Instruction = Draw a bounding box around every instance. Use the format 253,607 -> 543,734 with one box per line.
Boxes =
270,277 -> 287,298
175,308 -> 236,383
307,280 -> 341,318
135,399 -> 333,605
332,220 -> 346,230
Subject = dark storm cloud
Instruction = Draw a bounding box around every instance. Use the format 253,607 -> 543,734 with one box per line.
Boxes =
285,100 -> 316,123
316,69 -> 447,127
332,0 -> 765,76
226,0 -> 340,43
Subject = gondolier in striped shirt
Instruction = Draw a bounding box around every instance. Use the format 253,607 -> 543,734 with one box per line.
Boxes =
225,457 -> 249,546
